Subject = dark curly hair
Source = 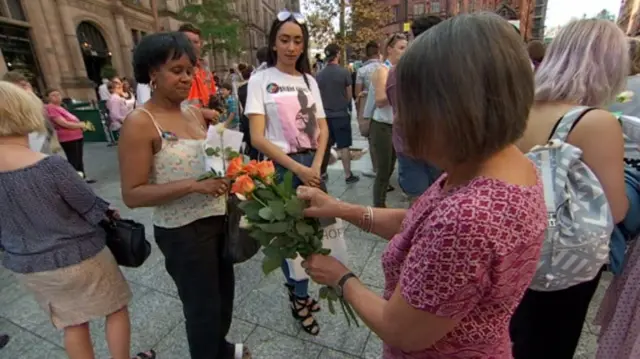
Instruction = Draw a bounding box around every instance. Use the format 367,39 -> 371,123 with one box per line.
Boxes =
132,32 -> 197,84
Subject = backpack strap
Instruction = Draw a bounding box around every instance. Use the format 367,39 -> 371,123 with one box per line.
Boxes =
549,106 -> 597,142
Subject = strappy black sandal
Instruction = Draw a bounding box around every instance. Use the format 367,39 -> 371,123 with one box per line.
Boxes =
289,294 -> 320,336
285,284 -> 320,313
133,349 -> 156,359
0,334 -> 9,349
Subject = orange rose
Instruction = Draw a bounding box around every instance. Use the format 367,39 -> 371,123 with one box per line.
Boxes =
255,160 -> 275,183
243,160 -> 259,177
231,174 -> 256,196
226,156 -> 245,179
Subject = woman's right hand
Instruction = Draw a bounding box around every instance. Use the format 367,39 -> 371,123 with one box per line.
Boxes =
296,166 -> 322,188
297,186 -> 342,218
191,178 -> 229,197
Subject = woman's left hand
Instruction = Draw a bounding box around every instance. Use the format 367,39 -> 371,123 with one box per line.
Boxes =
302,254 -> 351,287
106,207 -> 121,220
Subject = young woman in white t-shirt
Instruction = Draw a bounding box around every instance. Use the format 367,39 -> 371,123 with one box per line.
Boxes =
245,11 -> 329,336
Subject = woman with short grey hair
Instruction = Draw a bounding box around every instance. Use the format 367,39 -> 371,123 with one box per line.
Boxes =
296,13 -> 547,358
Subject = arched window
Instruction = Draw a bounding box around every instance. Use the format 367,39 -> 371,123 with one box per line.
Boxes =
77,21 -> 110,57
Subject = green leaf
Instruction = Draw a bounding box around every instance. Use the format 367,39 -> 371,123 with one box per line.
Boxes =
262,245 -> 283,260
261,256 -> 281,275
319,286 -> 329,299
249,230 -> 274,246
284,197 -> 305,219
318,248 -> 331,256
295,222 -> 315,236
282,171 -> 294,196
258,207 -> 274,221
256,222 -> 289,234
238,200 -> 264,221
328,287 -> 339,300
255,188 -> 278,201
268,200 -> 287,221
327,298 -> 336,314
205,147 -> 215,156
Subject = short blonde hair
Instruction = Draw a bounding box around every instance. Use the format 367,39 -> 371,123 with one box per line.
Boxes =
0,81 -> 46,136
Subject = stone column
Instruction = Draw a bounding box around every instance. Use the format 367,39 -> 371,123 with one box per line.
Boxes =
56,0 -> 89,79
114,14 -> 134,78
21,0 -> 64,90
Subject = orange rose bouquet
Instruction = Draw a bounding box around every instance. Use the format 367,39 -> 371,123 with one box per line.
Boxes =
223,156 -> 359,326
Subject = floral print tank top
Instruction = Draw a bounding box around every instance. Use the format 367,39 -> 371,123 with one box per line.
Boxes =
140,108 -> 226,228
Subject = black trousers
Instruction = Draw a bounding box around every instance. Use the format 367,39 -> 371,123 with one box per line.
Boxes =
509,268 -> 603,359
60,139 -> 85,175
155,216 -> 235,359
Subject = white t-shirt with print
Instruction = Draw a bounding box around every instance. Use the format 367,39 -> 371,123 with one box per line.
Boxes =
245,67 -> 326,154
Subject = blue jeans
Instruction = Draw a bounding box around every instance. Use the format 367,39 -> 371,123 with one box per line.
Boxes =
275,151 -> 316,297
397,153 -> 442,199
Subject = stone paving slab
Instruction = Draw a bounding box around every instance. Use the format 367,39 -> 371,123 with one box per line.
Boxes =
0,143 -> 602,358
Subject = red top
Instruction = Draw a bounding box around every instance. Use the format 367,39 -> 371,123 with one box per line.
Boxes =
381,173 -> 547,358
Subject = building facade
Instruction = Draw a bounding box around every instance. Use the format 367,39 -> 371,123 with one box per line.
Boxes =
0,0 -> 289,100
381,0 -> 541,40
619,0 -> 640,36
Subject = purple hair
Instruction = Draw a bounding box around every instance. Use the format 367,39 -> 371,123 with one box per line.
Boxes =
535,19 -> 628,107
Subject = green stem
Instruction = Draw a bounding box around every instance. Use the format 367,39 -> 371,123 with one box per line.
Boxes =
251,193 -> 268,208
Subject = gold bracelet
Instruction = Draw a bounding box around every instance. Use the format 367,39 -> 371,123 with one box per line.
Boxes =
363,206 -> 374,233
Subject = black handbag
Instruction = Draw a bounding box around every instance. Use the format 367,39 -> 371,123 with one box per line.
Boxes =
101,219 -> 151,268
226,195 -> 260,264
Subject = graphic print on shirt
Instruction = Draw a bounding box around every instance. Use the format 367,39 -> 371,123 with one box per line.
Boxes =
267,82 -> 319,152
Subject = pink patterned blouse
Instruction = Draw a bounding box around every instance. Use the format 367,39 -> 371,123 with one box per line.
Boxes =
381,174 -> 547,359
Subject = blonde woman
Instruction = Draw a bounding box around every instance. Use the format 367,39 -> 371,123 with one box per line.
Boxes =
0,81 -> 154,359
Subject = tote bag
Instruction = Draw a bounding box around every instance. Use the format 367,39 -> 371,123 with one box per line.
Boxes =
285,218 -> 349,281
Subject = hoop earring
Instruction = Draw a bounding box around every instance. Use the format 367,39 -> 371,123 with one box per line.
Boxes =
150,80 -> 157,90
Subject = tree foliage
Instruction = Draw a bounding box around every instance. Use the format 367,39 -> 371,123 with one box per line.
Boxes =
304,0 -> 391,53
304,0 -> 339,48
594,9 -> 616,21
349,0 -> 392,52
178,0 -> 243,55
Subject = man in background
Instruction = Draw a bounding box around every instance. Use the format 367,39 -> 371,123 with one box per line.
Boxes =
253,47 -> 269,74
355,40 -> 382,178
317,43 -> 360,184
386,15 -> 443,203
98,78 -> 110,101
179,24 -> 219,124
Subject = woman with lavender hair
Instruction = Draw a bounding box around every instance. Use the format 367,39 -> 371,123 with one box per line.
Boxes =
512,19 -> 629,359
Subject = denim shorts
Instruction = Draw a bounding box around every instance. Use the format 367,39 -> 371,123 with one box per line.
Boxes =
327,116 -> 353,150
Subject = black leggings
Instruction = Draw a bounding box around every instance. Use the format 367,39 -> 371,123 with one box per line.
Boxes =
509,268 -> 603,359
155,216 -> 235,359
60,139 -> 85,176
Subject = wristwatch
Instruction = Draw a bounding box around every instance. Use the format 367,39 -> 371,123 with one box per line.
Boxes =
335,272 -> 357,298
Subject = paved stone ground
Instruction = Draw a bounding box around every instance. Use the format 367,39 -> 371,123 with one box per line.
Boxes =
0,125 -> 605,358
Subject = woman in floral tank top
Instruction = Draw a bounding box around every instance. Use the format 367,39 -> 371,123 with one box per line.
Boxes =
297,14 -> 548,358
117,33 -> 250,359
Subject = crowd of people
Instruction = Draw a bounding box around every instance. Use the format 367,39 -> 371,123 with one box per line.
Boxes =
4,8 -> 640,359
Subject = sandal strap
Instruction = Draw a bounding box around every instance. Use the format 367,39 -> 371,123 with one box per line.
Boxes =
134,350 -> 156,359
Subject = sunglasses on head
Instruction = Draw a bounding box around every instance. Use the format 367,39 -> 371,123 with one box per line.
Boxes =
387,33 -> 406,47
277,10 -> 305,25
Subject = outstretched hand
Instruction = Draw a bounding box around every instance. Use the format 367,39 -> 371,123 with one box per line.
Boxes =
296,186 -> 343,218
